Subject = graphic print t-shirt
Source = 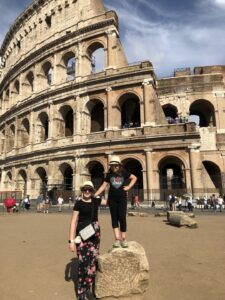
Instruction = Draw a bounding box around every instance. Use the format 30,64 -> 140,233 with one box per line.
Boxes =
105,170 -> 131,199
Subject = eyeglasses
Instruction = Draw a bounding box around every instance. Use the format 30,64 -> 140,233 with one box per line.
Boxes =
82,188 -> 93,193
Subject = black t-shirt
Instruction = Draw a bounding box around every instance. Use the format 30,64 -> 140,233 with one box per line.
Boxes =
73,197 -> 101,223
105,169 -> 131,199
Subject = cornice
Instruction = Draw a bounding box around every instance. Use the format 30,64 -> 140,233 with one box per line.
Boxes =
0,18 -> 116,93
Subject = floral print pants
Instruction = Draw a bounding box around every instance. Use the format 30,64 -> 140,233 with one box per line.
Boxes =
76,222 -> 100,298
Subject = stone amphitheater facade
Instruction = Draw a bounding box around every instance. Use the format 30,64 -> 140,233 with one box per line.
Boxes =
0,0 -> 225,202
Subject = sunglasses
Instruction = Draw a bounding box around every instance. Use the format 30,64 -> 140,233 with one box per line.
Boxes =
82,188 -> 93,193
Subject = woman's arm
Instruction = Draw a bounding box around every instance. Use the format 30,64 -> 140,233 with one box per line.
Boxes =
69,210 -> 79,252
94,181 -> 108,197
124,174 -> 137,191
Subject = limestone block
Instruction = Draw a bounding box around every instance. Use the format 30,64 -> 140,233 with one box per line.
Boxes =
167,211 -> 198,228
128,212 -> 148,217
128,211 -> 139,216
95,241 -> 149,300
154,212 -> 167,217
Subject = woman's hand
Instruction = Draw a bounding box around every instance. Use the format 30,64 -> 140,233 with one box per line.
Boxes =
123,186 -> 130,191
69,242 -> 75,252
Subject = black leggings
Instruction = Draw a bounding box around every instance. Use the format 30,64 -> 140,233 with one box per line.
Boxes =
109,197 -> 127,232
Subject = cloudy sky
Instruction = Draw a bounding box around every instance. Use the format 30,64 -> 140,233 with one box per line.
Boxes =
0,0 -> 225,77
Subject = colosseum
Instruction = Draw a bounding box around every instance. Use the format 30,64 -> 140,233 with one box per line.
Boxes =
1,0 -> 225,203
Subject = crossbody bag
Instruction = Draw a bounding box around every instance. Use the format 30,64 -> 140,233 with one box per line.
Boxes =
78,200 -> 95,241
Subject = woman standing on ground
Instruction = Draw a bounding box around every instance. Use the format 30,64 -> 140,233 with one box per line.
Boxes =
69,181 -> 107,300
95,155 -> 137,248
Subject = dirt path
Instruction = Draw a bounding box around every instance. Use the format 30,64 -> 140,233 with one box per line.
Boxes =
0,212 -> 225,300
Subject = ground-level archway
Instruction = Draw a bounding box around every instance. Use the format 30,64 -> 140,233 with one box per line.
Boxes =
158,156 -> 187,201
87,161 -> 105,190
122,158 -> 143,201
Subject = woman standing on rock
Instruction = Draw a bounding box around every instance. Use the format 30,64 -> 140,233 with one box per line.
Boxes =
95,156 -> 137,248
69,181 -> 107,300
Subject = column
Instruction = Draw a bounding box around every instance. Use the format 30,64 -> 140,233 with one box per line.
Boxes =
47,100 -> 53,140
105,87 -> 112,130
188,144 -> 202,198
144,148 -> 154,203
106,29 -> 118,69
142,79 -> 156,126
29,110 -> 34,145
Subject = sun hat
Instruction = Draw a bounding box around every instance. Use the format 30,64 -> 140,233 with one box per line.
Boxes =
109,155 -> 122,165
80,180 -> 95,192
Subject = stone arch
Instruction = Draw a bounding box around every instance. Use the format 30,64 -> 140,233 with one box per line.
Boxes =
36,111 -> 49,142
4,171 -> 13,190
62,51 -> 76,80
86,160 -> 105,189
118,93 -> 141,128
20,118 -> 30,147
13,79 -> 20,94
162,104 -> 178,124
189,99 -> 216,127
158,156 -> 187,200
59,162 -> 73,190
87,41 -> 105,73
42,61 -> 53,86
16,169 -> 27,197
202,160 -> 222,192
85,99 -> 105,133
8,124 -> 15,151
122,157 -> 143,201
26,71 -> 34,92
59,105 -> 74,137
34,167 -> 48,194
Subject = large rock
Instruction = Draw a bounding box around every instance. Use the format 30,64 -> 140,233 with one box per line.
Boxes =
95,241 -> 149,300
167,211 -> 198,228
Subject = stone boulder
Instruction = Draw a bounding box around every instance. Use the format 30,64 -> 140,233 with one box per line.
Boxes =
95,241 -> 149,300
167,211 -> 198,228
128,212 -> 148,217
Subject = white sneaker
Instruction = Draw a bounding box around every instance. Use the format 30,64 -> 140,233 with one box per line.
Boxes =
113,240 -> 121,248
121,240 -> 128,248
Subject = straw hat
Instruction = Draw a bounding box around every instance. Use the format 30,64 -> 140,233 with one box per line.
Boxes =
80,181 -> 95,192
109,155 -> 121,165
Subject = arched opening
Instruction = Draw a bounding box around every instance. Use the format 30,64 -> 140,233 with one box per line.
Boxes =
202,161 -> 222,193
119,93 -> 140,128
42,61 -> 53,86
84,100 -> 104,133
5,171 -> 12,189
159,156 -> 186,200
21,118 -> 30,146
87,161 -> 105,190
63,52 -> 76,80
189,100 -> 216,127
14,80 -> 20,94
35,167 -> 48,195
17,170 -> 27,197
38,112 -> 49,141
123,158 -> 143,201
26,71 -> 34,92
59,106 -> 74,137
162,104 -> 178,124
87,42 -> 105,73
59,163 -> 73,190
8,124 -> 15,151
86,100 -> 104,133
